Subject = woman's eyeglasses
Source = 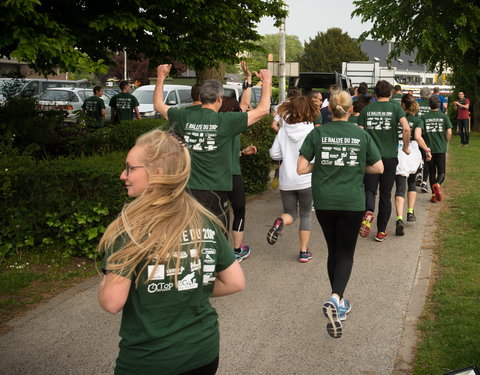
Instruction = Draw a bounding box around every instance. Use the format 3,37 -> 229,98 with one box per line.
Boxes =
124,164 -> 144,176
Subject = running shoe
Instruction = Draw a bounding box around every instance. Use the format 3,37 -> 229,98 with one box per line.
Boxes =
420,181 -> 429,193
266,217 -> 284,245
395,219 -> 405,236
359,211 -> 375,238
234,241 -> 251,263
415,173 -> 423,187
375,231 -> 388,242
298,250 -> 312,263
323,298 -> 343,338
432,183 -> 442,202
430,195 -> 438,203
338,299 -> 352,321
407,211 -> 416,222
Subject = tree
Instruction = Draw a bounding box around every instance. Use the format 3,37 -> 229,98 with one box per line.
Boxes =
299,28 -> 368,73
352,0 -> 480,131
248,34 -> 304,72
1,0 -> 287,77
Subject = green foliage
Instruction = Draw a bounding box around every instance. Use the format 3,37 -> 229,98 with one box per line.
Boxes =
248,34 -> 304,73
299,28 -> 368,72
240,115 -> 276,194
1,0 -> 287,75
352,0 -> 480,130
0,152 -> 127,258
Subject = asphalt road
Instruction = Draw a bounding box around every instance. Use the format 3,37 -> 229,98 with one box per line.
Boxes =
0,188 -> 438,375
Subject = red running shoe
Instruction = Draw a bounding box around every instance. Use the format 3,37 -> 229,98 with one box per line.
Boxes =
359,211 -> 374,237
375,231 -> 388,242
432,183 -> 442,202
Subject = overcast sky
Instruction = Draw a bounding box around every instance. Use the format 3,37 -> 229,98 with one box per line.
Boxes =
255,0 -> 373,44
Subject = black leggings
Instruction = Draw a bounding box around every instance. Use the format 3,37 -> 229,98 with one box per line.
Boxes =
427,153 -> 446,188
227,175 -> 246,232
315,210 -> 364,299
179,356 -> 219,375
188,189 -> 229,229
364,157 -> 398,232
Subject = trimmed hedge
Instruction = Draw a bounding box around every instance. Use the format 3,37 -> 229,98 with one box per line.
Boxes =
0,115 -> 275,258
0,152 -> 127,258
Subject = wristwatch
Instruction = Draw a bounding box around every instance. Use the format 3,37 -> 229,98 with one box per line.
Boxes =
243,81 -> 253,90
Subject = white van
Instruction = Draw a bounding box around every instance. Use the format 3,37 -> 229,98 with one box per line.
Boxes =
132,84 -> 192,118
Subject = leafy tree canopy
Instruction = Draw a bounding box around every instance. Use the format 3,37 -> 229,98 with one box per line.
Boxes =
248,34 -> 303,72
299,28 -> 368,72
352,0 -> 480,129
1,0 -> 287,76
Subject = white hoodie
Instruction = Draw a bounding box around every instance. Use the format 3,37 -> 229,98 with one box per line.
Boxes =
269,121 -> 314,191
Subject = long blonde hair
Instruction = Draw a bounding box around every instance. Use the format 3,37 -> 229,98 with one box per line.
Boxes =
98,129 -> 222,286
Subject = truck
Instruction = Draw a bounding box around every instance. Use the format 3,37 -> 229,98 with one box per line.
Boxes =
288,72 -> 352,93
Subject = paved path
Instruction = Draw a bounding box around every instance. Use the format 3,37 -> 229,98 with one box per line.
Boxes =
0,188 -> 438,375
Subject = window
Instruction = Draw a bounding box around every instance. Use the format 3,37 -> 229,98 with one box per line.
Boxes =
22,81 -> 39,97
166,91 -> 178,105
178,89 -> 193,104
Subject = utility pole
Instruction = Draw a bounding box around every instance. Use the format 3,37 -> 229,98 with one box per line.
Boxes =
123,50 -> 128,81
278,15 -> 286,102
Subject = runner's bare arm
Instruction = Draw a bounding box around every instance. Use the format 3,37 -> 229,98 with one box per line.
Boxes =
98,272 -> 131,314
446,128 -> 452,143
365,160 -> 384,174
247,69 -> 272,126
153,64 -> 172,120
211,261 -> 245,297
239,60 -> 252,112
400,116 -> 411,155
297,155 -> 313,175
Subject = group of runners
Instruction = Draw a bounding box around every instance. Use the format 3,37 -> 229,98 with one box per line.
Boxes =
97,63 -> 461,373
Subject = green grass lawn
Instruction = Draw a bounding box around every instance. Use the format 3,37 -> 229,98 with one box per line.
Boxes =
0,250 -> 97,332
413,132 -> 480,374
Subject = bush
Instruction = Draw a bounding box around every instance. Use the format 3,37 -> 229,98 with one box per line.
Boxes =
240,115 -> 276,194
0,151 -> 128,258
53,118 -> 169,157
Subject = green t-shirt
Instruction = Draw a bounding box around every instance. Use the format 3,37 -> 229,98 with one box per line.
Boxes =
299,121 -> 381,211
398,114 -> 424,141
81,95 -> 105,128
102,219 -> 236,375
168,107 -> 248,191
314,112 -> 323,126
420,111 -> 452,153
349,115 -> 359,125
109,93 -> 139,123
390,93 -> 403,105
417,100 -> 431,117
183,104 -> 202,111
231,135 -> 241,176
358,100 -> 406,159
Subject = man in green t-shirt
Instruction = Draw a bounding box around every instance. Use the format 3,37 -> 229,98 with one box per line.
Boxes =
420,96 -> 452,203
81,86 -> 106,128
390,85 -> 403,105
358,80 -> 411,242
153,64 -> 272,227
109,81 -> 141,124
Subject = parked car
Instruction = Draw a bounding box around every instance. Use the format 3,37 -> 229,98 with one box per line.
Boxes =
132,84 -> 192,118
37,87 -> 112,122
0,78 -> 89,104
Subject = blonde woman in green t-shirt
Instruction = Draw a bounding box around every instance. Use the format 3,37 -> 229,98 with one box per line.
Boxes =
98,129 -> 245,375
298,90 -> 383,338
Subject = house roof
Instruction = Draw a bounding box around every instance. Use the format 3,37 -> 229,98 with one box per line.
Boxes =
359,40 -> 426,72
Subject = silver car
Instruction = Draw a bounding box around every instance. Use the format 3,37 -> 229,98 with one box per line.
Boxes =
37,87 -> 112,122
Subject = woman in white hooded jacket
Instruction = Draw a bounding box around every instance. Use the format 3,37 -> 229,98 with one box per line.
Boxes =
267,95 -> 317,263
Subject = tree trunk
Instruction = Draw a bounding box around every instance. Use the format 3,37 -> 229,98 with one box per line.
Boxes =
473,98 -> 480,132
195,63 -> 226,84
